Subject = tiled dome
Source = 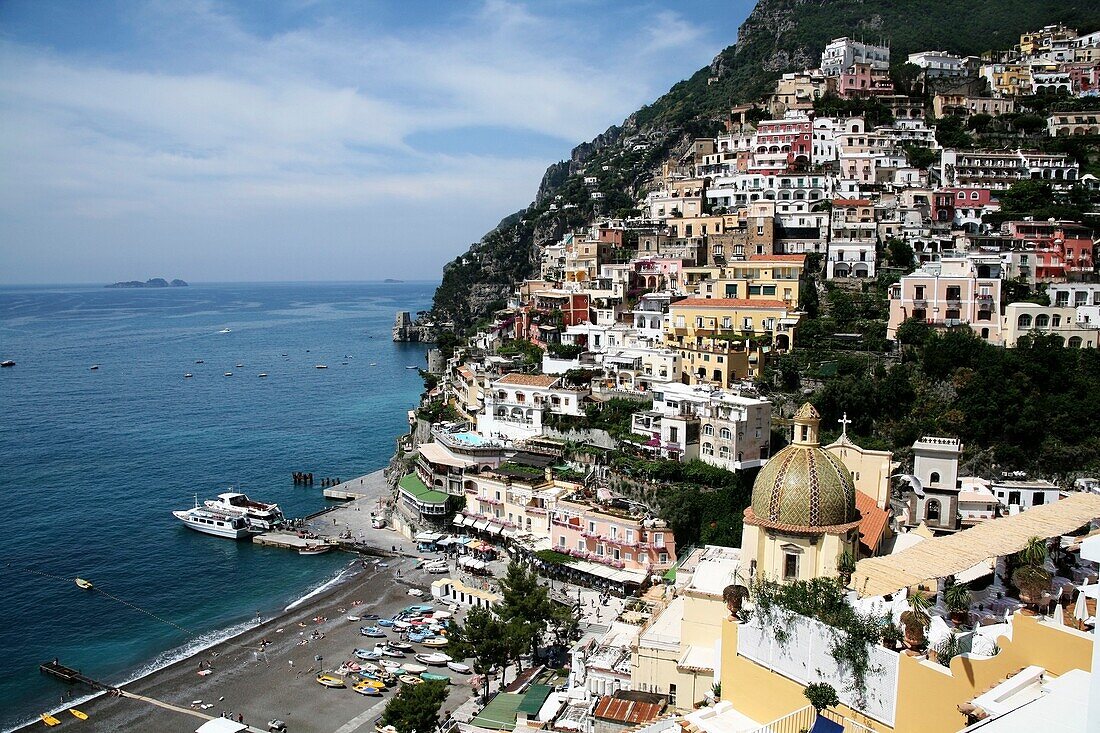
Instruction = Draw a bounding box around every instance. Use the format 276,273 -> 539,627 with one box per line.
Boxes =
747,403 -> 858,530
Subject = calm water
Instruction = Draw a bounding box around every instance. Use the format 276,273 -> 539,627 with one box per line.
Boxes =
0,282 -> 432,729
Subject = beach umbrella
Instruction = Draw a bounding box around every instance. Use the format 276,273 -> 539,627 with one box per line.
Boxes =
1051,603 -> 1065,626
1074,585 -> 1090,627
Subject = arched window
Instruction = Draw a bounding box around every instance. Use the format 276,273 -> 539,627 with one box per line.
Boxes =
926,499 -> 942,522
1017,314 -> 1032,329
719,427 -> 732,440
719,446 -> 730,458
703,424 -> 714,436
702,442 -> 714,456
1035,314 -> 1050,328
1069,336 -> 1083,348
929,471 -> 941,485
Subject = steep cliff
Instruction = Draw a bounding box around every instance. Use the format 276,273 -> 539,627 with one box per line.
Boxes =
430,0 -> 1100,332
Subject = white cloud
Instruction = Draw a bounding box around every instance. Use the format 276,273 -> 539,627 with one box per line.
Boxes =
0,0 -> 728,281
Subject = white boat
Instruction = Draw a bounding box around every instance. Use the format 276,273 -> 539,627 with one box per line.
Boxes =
235,363 -> 244,368
184,373 -> 193,378
405,366 -> 418,370
421,636 -> 449,648
258,373 -> 268,378
400,663 -> 427,674
299,544 -> 332,556
446,662 -> 471,674
173,501 -> 256,539
315,364 -> 328,369
224,372 -> 233,377
218,328 -> 232,334
204,491 -> 284,529
415,653 -> 451,666
89,365 -> 100,371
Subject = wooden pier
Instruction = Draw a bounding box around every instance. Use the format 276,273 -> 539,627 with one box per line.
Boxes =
40,660 -> 114,691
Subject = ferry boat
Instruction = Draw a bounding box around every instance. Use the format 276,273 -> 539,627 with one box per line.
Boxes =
204,491 -> 284,529
172,502 -> 256,539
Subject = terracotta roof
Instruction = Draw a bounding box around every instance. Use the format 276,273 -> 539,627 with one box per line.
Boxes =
747,254 -> 807,262
495,372 -> 559,388
855,491 -> 890,554
457,365 -> 474,380
593,695 -> 667,724
833,198 -> 873,206
852,492 -> 1100,598
670,298 -> 789,309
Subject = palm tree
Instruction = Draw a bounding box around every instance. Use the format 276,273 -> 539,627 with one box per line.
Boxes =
942,582 -> 972,626
901,590 -> 932,649
1012,536 -> 1051,612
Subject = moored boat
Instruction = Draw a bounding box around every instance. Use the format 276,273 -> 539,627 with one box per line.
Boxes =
172,501 -> 256,539
415,652 -> 451,666
1,360 -> 15,368
299,544 -> 332,555
420,672 -> 450,683
204,491 -> 284,529
74,578 -> 93,590
446,661 -> 471,674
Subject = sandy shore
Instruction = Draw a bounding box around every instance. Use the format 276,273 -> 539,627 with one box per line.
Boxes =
21,473 -> 477,733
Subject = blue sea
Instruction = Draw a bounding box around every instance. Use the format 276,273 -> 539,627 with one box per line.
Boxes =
0,282 -> 433,729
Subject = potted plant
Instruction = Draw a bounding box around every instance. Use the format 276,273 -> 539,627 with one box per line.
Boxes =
722,584 -> 749,617
804,682 -> 840,714
836,551 -> 856,586
1012,536 -> 1051,613
881,618 -> 903,650
942,582 -> 972,626
900,591 -> 931,650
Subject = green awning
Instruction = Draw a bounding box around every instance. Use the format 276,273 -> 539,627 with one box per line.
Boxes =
399,473 -> 448,505
470,692 -> 524,731
518,684 -> 552,716
663,567 -> 677,582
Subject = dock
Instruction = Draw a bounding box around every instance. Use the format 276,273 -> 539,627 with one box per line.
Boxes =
40,660 -> 115,691
252,531 -> 333,550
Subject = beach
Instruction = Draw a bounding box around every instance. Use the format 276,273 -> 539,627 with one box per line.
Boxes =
22,472 -> 477,733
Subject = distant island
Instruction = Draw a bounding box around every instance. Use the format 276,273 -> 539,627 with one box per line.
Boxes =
384,278 -> 403,283
106,278 -> 188,289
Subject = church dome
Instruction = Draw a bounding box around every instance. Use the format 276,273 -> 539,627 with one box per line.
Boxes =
746,403 -> 859,531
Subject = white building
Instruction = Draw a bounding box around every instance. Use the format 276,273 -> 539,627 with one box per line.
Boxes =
633,383 -> 771,471
991,479 -> 1062,513
477,373 -> 588,441
821,37 -> 890,77
907,50 -> 974,78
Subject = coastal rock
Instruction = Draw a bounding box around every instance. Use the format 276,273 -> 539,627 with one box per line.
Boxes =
106,278 -> 189,289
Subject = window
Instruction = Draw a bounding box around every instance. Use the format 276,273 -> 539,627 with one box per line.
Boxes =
720,427 -> 732,440
654,533 -> 665,547
577,539 -> 585,551
702,442 -> 714,456
703,424 -> 714,436
926,499 -> 941,522
1035,314 -> 1050,328
719,446 -> 730,458
558,536 -> 566,547
588,521 -> 596,534
1018,314 -> 1033,328
669,426 -> 679,442
929,472 -> 940,485
1008,491 -> 1021,505
1069,336 -> 1083,348
610,525 -> 618,540
626,529 -> 634,543
784,552 -> 799,580
1033,493 -> 1045,506
596,544 -> 604,557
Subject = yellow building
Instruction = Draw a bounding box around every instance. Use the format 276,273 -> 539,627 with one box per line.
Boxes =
739,403 -> 860,583
680,254 -> 805,308
631,547 -> 741,711
666,297 -> 797,384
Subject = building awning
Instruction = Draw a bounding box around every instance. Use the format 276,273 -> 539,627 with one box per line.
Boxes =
462,515 -> 477,527
415,532 -> 444,543
453,515 -> 466,526
501,528 -> 517,539
436,537 -> 456,547
418,442 -> 477,468
852,493 -> 1100,598
474,519 -> 490,531
487,523 -> 505,535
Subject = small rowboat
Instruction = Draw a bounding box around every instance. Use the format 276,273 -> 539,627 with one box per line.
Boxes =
41,714 -> 61,726
400,663 -> 427,674
69,709 -> 89,720
421,636 -> 449,648
75,578 -> 94,590
399,675 -> 423,685
447,662 -> 472,674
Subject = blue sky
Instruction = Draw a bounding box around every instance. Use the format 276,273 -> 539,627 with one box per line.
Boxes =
0,0 -> 754,283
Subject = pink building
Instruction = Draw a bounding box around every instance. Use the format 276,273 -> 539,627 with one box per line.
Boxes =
551,494 -> 676,575
634,259 -> 683,291
835,62 -> 895,99
887,258 -> 1003,344
750,118 -> 812,174
1006,220 -> 1094,277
